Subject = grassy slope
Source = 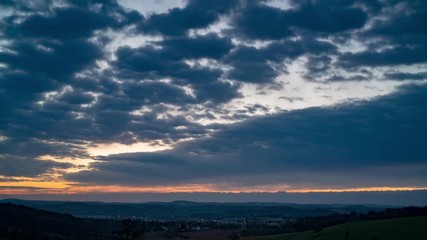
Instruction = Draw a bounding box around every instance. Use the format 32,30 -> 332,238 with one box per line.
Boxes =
244,216 -> 427,240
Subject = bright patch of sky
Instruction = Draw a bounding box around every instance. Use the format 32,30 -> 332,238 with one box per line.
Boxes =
118,0 -> 184,16
263,0 -> 293,10
87,141 -> 173,156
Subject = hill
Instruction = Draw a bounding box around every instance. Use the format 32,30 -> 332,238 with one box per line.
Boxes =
0,199 -> 387,220
243,216 -> 427,240
0,203 -> 122,240
1,202 -> 426,240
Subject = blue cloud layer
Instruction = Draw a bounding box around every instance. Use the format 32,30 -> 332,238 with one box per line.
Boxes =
0,0 -> 426,188
67,84 -> 427,188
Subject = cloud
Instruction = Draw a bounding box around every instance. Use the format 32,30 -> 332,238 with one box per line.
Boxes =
232,1 -> 294,40
0,0 -> 52,12
0,39 -> 102,80
114,34 -> 233,74
3,0 -> 141,39
1,0 -> 427,193
0,136 -> 86,159
0,155 -> 71,177
232,0 -> 367,40
139,0 -> 237,36
367,1 -> 427,40
11,8 -> 115,40
162,34 -> 233,60
340,46 -> 427,67
67,83 -> 427,188
287,0 -> 367,33
113,34 -> 238,103
337,0 -> 427,73
58,89 -> 95,105
384,72 -> 427,81
224,38 -> 336,83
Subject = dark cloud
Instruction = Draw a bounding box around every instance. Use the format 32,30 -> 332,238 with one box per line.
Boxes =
191,80 -> 240,104
0,1 -> 140,152
0,39 -> 102,80
139,0 -> 237,36
367,1 -> 427,41
3,0 -> 141,40
113,34 -> 238,103
224,38 -> 336,83
0,155 -> 71,177
225,0 -> 425,82
0,72 -> 55,98
67,84 -> 427,188
115,34 -> 232,74
0,0 -> 15,7
68,0 -> 142,21
287,0 -> 367,33
58,90 -> 94,105
0,137 -> 85,159
336,0 -> 427,74
0,0 -> 139,101
232,0 -> 367,40
162,34 -> 233,60
232,2 -> 294,40
302,55 -> 334,81
224,45 -> 282,83
122,81 -> 191,104
0,0 -> 52,12
69,74 -> 119,94
11,8 -> 114,40
340,46 -> 427,68
384,72 -> 427,81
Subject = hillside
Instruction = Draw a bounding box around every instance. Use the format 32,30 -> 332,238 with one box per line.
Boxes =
0,203 -> 122,240
244,216 -> 427,240
0,199 -> 386,220
1,202 -> 427,240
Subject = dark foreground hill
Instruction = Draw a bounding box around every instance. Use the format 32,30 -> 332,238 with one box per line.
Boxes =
0,203 -> 122,240
243,216 -> 427,240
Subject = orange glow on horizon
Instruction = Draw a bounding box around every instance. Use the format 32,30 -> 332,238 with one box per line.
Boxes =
285,186 -> 427,193
0,178 -> 426,196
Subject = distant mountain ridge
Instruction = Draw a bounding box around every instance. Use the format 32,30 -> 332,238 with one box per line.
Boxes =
0,198 -> 389,220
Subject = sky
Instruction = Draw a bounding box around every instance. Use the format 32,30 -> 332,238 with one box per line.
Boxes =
0,0 -> 426,204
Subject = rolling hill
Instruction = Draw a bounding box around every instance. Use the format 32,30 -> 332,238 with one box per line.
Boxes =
0,199 -> 387,220
244,216 -> 427,240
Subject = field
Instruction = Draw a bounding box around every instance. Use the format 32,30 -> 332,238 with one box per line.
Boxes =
144,229 -> 240,240
243,216 -> 427,240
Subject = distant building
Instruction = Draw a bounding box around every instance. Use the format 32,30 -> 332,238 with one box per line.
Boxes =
222,217 -> 246,226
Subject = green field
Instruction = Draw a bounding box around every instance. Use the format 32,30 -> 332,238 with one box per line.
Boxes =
243,216 -> 427,240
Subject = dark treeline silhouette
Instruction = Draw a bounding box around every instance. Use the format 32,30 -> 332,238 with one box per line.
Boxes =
0,203 -> 122,240
241,206 -> 427,236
